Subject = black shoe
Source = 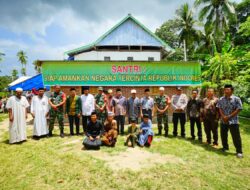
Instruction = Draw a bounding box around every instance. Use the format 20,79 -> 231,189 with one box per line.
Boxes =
221,148 -> 229,152
60,132 -> 64,138
32,136 -> 40,140
48,131 -> 53,137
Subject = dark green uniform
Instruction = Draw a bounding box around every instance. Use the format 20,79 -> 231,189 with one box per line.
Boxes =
154,95 -> 169,136
49,91 -> 65,133
95,93 -> 107,124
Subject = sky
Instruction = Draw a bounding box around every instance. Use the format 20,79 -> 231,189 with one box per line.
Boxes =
0,0 -> 242,76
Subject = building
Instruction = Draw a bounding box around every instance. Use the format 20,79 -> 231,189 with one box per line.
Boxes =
39,14 -> 201,121
64,14 -> 174,62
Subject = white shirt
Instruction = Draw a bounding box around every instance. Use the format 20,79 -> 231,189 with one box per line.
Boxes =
81,93 -> 95,116
6,96 -> 29,143
171,93 -> 188,113
31,95 -> 49,136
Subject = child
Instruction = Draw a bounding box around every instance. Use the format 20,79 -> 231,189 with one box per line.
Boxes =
124,117 -> 139,148
138,114 -> 154,147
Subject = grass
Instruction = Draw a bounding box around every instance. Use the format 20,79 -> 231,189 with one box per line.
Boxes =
0,117 -> 249,190
0,114 -> 8,122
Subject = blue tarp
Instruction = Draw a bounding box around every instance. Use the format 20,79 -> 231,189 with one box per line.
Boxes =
8,74 -> 50,91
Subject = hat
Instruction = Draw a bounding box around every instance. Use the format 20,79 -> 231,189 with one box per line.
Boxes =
108,89 -> 113,94
159,87 -> 165,91
108,112 -> 114,116
143,114 -> 149,118
82,86 -> 90,90
131,89 -> 136,94
176,86 -> 182,90
130,117 -> 136,123
16,87 -> 23,92
98,86 -> 103,91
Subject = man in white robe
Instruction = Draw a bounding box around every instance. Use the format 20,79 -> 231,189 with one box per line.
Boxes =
6,88 -> 29,144
31,88 -> 49,138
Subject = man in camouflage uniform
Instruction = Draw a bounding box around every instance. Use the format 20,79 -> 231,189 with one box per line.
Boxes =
95,87 -> 107,124
48,85 -> 66,138
154,87 -> 170,137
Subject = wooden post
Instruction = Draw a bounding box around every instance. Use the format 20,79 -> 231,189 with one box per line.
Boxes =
183,39 -> 187,62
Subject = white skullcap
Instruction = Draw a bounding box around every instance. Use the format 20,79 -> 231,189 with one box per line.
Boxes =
131,89 -> 136,93
108,89 -> 113,94
159,87 -> 165,91
108,112 -> 114,116
16,87 -> 23,92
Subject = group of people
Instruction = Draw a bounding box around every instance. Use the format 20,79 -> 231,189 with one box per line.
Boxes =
5,84 -> 244,158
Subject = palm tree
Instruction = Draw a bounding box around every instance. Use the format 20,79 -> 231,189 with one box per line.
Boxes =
17,50 -> 28,76
11,69 -> 18,81
176,3 -> 199,61
194,0 -> 236,52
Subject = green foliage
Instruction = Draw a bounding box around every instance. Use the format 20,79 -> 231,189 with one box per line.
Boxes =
11,69 -> 18,80
155,19 -> 182,49
202,37 -> 237,85
0,76 -> 12,92
176,3 -> 200,60
17,50 -> 28,76
240,103 -> 250,118
33,60 -> 41,74
195,0 -> 236,52
238,16 -> 250,37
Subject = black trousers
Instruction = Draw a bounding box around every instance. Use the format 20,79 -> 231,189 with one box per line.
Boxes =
68,115 -> 80,135
82,115 -> 91,133
221,124 -> 242,153
115,115 -> 125,134
190,117 -> 202,140
142,109 -> 152,120
204,117 -> 218,145
173,112 -> 186,137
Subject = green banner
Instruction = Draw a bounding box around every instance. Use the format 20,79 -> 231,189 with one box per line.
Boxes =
41,61 -> 201,86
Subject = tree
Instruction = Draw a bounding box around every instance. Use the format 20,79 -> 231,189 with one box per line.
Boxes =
202,36 -> 237,90
195,0 -> 236,52
33,60 -> 41,74
238,16 -> 250,37
0,52 -> 5,73
17,50 -> 28,76
155,19 -> 184,61
0,76 -> 12,92
155,19 -> 182,49
230,0 -> 250,46
176,3 -> 199,61
11,69 -> 18,81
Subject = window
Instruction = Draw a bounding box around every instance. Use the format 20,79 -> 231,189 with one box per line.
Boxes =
104,56 -> 111,61
127,57 -> 133,61
148,57 -> 154,61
